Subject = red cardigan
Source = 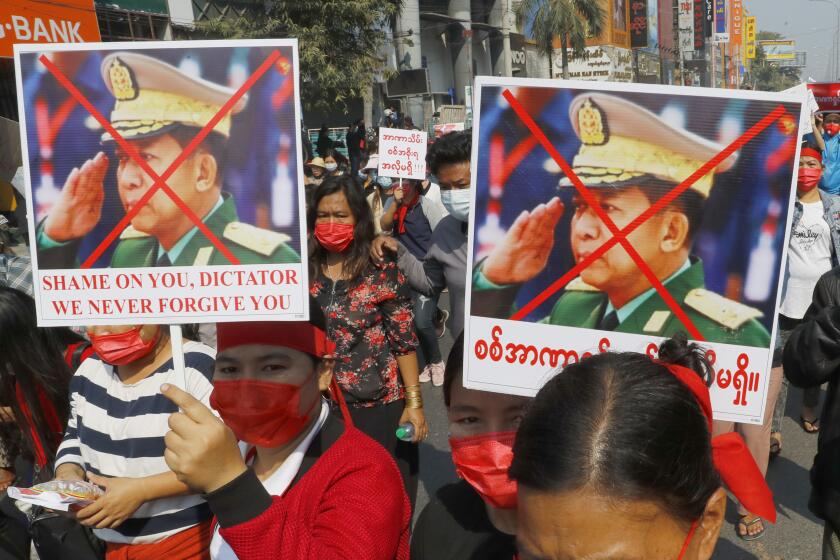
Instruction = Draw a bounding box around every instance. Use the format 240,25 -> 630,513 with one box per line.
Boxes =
206,421 -> 410,560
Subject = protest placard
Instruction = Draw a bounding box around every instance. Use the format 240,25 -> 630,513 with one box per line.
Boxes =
783,84 -> 818,134
14,39 -> 308,326
464,76 -> 805,424
378,127 -> 428,181
808,82 -> 840,112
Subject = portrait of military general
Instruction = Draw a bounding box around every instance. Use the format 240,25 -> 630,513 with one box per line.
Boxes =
470,87 -> 801,349
19,46 -> 302,270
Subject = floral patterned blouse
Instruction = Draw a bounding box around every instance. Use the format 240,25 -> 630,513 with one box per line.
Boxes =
311,258 -> 418,408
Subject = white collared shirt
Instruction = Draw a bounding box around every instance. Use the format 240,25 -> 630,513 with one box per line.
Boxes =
210,400 -> 330,560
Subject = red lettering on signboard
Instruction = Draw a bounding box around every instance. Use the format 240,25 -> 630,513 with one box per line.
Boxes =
473,324 -> 611,369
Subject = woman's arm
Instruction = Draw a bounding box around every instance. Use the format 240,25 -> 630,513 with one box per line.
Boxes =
396,353 -> 428,442
76,471 -> 192,529
377,260 -> 428,442
813,113 -> 827,153
55,376 -> 84,474
55,462 -> 85,481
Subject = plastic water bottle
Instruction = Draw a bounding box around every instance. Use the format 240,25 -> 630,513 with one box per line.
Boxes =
396,423 -> 415,442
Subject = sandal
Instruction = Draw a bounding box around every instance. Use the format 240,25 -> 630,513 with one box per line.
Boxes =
737,514 -> 766,541
801,416 -> 820,434
769,433 -> 782,460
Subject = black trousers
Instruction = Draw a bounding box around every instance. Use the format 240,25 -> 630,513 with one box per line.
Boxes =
348,399 -> 419,512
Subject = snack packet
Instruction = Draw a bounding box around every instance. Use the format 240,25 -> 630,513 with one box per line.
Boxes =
8,480 -> 103,511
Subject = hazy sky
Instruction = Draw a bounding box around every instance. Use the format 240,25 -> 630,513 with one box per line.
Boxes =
744,0 -> 834,80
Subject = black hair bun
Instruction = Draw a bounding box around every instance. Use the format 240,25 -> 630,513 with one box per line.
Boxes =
657,333 -> 714,386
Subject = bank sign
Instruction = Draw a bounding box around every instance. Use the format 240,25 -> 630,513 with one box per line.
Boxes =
1,0 -> 100,58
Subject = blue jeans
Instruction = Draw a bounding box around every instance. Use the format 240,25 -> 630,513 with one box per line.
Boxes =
412,291 -> 442,366
350,154 -> 361,177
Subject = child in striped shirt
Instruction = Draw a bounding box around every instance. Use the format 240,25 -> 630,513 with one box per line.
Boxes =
54,324 -> 215,559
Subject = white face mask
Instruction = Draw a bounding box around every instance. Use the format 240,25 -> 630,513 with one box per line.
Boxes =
441,189 -> 471,222
325,163 -> 338,172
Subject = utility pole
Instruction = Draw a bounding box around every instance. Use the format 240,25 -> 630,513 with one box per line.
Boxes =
450,0 -> 472,104
502,0 -> 513,77
810,0 -> 840,79
710,41 -> 716,87
395,0 -> 423,127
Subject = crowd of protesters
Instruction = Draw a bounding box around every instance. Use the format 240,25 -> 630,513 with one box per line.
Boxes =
0,109 -> 836,560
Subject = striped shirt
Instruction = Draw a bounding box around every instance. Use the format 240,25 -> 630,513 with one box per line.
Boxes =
55,340 -> 215,544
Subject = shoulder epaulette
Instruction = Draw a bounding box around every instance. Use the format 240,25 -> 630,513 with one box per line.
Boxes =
223,222 -> 291,256
684,288 -> 763,330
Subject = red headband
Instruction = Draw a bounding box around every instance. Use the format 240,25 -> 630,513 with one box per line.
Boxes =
216,321 -> 336,358
662,362 -> 777,523
801,147 -> 823,163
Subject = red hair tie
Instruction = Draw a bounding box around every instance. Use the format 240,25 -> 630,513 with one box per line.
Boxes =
15,381 -> 63,469
661,362 -> 777,523
801,147 -> 823,163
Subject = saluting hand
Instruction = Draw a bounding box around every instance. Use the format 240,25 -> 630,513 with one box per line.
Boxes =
482,197 -> 564,285
161,383 -> 246,494
42,151 -> 109,242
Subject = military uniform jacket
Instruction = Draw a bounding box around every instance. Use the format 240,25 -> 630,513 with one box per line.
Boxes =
472,259 -> 771,348
37,194 -> 300,269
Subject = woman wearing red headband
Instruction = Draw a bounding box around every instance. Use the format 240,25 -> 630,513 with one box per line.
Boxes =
412,334 -> 530,559
160,308 -> 410,560
510,335 -> 776,559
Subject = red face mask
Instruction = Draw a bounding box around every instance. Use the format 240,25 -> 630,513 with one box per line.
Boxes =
825,123 -> 840,137
89,326 -> 159,366
314,222 -> 355,253
449,431 -> 517,510
798,167 -> 822,192
210,380 -> 316,447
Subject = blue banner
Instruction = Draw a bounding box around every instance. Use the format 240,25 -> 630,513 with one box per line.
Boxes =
715,0 -> 728,36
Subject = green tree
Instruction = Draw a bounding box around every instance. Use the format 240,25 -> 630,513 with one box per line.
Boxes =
194,1 -> 398,112
515,0 -> 606,79
750,31 -> 800,92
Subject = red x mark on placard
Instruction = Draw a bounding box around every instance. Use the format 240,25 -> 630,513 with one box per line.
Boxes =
501,89 -> 789,340
38,49 -> 283,269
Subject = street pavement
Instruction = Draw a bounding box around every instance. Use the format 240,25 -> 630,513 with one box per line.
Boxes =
416,295 -> 826,559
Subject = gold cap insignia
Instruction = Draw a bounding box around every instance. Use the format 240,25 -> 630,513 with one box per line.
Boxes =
109,58 -> 138,101
578,99 -> 608,146
275,56 -> 291,76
